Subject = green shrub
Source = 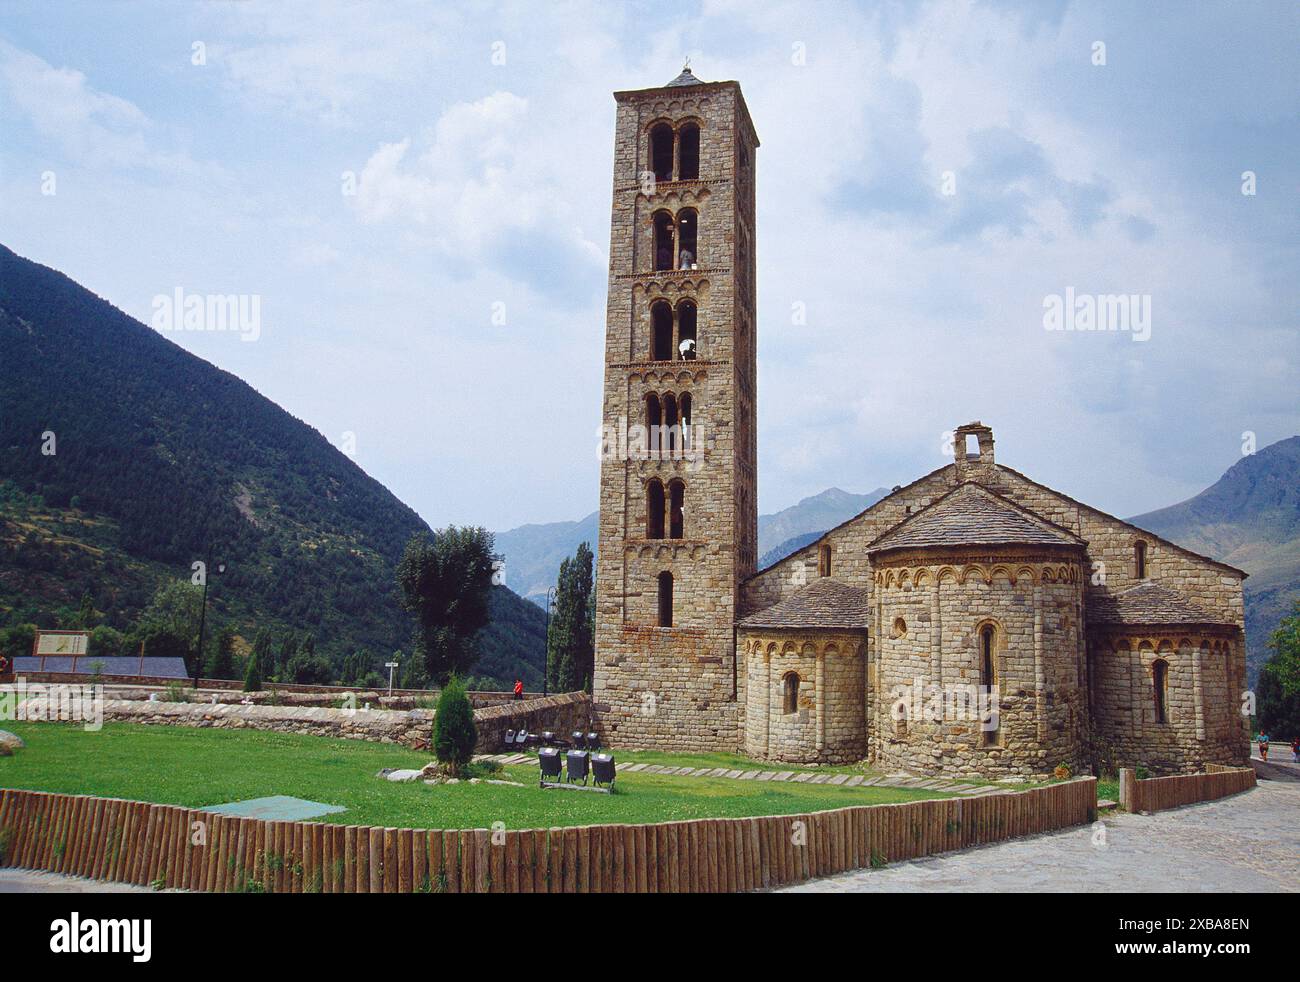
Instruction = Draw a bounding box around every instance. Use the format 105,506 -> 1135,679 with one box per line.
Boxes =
432,676 -> 477,776
242,652 -> 263,692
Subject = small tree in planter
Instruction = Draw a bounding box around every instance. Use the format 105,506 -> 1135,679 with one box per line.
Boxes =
433,676 -> 477,777
242,650 -> 263,692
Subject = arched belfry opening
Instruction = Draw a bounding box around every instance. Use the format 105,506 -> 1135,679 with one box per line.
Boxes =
668,479 -> 685,538
647,479 -> 665,539
677,209 -> 698,268
649,123 -> 674,182
650,300 -> 673,360
678,122 -> 700,180
677,299 -> 697,359
653,211 -> 675,271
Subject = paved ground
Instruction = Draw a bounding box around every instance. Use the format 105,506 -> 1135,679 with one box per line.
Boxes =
0,869 -> 156,893
781,778 -> 1300,892
476,752 -> 999,794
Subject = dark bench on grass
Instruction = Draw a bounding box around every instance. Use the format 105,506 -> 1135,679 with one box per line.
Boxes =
538,749 -> 615,793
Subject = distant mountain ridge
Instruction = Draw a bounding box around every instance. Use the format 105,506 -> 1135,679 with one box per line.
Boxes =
758,487 -> 890,562
0,243 -> 546,687
497,486 -> 890,604
1129,435 -> 1300,682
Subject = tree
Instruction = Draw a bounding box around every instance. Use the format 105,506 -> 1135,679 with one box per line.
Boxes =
397,650 -> 430,689
89,625 -> 128,660
547,542 -> 595,692
432,676 -> 476,775
250,629 -> 277,680
1258,599 -> 1300,737
276,633 -> 300,681
205,626 -> 238,680
285,633 -> 332,684
0,624 -> 36,661
242,649 -> 263,692
136,579 -> 205,672
74,592 -> 97,630
1266,599 -> 1300,697
340,650 -> 373,687
396,528 -> 495,685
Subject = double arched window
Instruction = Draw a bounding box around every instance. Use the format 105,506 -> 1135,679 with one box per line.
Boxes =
651,209 -> 700,272
646,478 -> 686,539
647,120 -> 701,183
647,298 -> 699,360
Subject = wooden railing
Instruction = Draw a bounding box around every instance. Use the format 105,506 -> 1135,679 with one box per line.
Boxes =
1118,766 -> 1254,814
0,779 -> 1095,892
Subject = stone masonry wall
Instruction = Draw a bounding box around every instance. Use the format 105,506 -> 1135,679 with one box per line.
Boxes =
1089,631 -> 1246,773
871,553 -> 1088,779
30,693 -> 591,754
594,79 -> 758,753
739,629 -> 867,764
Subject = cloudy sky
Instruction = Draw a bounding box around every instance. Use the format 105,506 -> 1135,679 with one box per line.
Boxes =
1,0 -> 1296,532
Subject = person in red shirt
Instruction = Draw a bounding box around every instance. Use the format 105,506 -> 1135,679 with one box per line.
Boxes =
513,678 -> 523,701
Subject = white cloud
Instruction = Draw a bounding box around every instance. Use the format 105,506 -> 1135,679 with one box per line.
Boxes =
0,39 -> 205,177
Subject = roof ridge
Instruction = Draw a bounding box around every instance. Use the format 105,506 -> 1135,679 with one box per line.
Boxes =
868,480 -> 1084,553
992,463 -> 1248,578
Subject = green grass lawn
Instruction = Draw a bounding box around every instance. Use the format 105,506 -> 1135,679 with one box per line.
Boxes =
0,722 -> 956,830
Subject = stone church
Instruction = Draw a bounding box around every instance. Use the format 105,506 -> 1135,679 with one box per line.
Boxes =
592,69 -> 1250,779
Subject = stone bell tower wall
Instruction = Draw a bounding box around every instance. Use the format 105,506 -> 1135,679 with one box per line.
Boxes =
593,77 -> 759,752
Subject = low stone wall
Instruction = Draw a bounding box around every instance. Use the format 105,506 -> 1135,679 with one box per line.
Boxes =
17,691 -> 592,753
0,778 -> 1096,893
91,699 -> 434,748
473,693 -> 593,752
1118,765 -> 1255,814
16,673 -> 537,707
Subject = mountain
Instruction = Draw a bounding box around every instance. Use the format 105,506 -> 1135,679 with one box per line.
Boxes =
758,531 -> 824,570
1128,435 -> 1300,683
495,512 -> 598,605
496,486 -> 891,604
0,243 -> 546,688
758,487 -> 889,559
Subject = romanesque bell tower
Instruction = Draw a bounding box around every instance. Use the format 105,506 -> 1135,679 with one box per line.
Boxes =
593,67 -> 759,752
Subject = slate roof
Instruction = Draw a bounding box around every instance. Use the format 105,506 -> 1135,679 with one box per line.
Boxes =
868,482 -> 1084,554
666,66 -> 703,87
737,579 -> 872,631
12,656 -> 190,678
1087,582 -> 1232,627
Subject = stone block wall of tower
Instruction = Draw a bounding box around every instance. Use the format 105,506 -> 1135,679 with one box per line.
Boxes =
594,78 -> 759,751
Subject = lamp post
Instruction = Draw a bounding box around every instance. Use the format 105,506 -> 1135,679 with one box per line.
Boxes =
385,659 -> 399,697
543,585 -> 557,697
193,547 -> 226,690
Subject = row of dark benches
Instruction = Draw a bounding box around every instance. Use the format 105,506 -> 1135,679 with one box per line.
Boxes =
502,729 -> 601,751
539,747 -> 616,788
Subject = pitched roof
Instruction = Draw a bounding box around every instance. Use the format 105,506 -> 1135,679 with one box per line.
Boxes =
1087,582 -> 1232,627
665,66 -> 703,87
737,579 -> 871,631
868,482 -> 1084,554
